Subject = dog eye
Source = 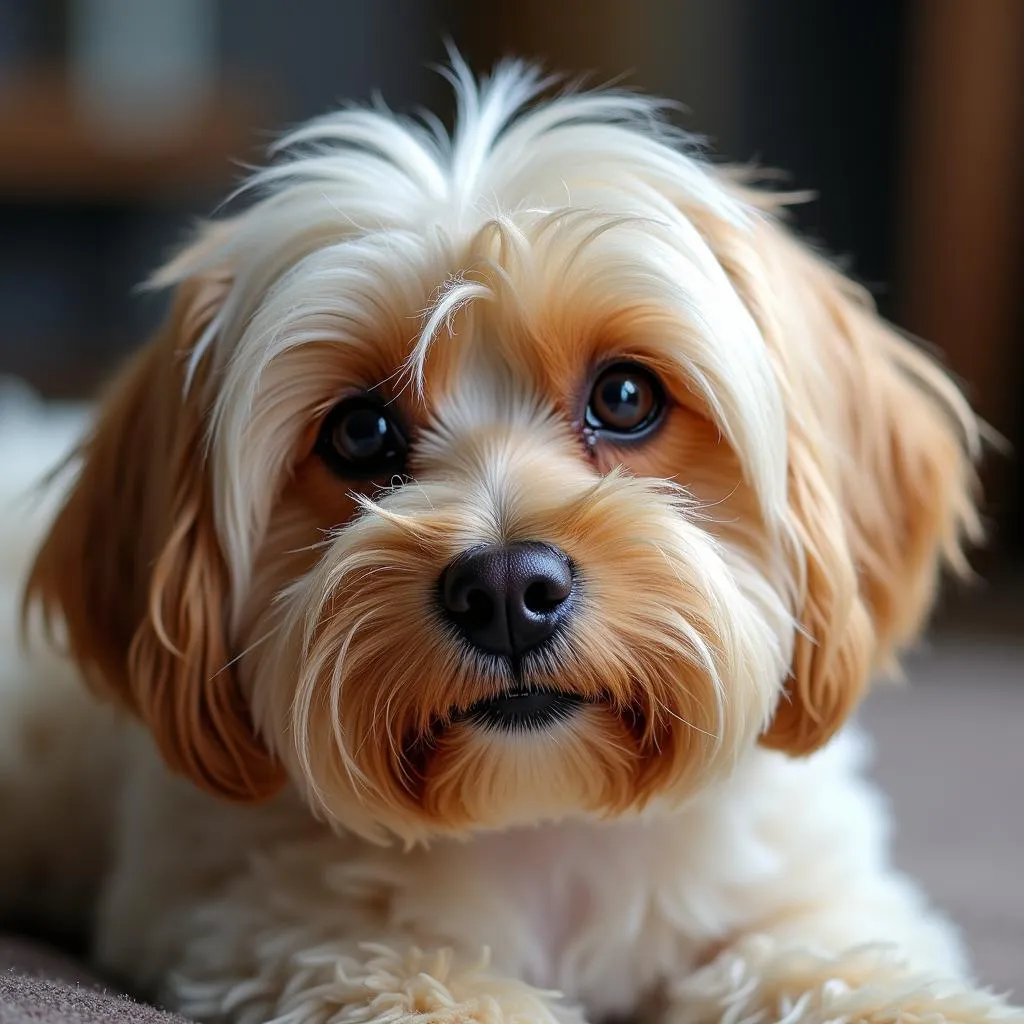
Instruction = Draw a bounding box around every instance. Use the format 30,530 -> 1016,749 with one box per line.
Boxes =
315,396 -> 408,479
585,363 -> 665,436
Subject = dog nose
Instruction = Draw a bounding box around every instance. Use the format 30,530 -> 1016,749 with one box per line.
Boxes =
439,542 -> 574,657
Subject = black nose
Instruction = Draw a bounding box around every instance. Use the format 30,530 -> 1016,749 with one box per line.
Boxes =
438,542 -> 574,657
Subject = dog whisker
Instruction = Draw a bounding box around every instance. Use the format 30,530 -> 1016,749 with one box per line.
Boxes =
212,623 -> 283,678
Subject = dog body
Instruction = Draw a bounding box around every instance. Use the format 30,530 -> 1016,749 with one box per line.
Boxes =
94,724 -> 974,1023
0,649 -> 967,1022
2,62 -> 1020,1024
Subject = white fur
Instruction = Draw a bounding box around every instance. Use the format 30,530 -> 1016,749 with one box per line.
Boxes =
1,61 -> 1020,1024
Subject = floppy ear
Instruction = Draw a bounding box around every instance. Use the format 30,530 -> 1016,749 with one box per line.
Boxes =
25,274 -> 286,801
723,207 -> 982,755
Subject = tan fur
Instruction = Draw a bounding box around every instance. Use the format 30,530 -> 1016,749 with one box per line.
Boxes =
25,282 -> 285,802
714,210 -> 980,755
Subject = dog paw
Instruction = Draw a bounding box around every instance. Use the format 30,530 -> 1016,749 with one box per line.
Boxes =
315,944 -> 575,1024
173,943 -> 583,1024
670,938 -> 1023,1024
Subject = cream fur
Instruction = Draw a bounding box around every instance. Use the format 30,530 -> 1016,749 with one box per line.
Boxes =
1,60 -> 1020,1024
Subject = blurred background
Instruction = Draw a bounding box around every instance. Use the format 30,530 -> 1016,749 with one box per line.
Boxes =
0,0 -> 1021,991
0,0 -> 1019,604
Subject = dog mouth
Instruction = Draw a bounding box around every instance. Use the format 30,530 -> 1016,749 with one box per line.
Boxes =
458,688 -> 585,733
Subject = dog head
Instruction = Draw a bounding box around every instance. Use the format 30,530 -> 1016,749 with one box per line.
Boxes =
27,63 -> 981,843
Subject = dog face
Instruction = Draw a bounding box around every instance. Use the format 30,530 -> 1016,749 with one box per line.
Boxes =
28,64 -> 980,843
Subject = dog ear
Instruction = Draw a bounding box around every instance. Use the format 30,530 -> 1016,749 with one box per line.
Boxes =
723,207 -> 982,755
25,269 -> 286,801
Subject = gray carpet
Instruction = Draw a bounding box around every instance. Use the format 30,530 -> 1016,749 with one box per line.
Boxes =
861,640 -> 1023,997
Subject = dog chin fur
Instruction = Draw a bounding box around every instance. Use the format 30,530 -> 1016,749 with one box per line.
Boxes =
2,60 -> 1020,1024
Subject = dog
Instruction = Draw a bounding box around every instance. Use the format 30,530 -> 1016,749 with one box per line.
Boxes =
1,59 -> 1019,1024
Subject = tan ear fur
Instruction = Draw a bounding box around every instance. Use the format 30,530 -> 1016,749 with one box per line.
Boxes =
25,279 -> 285,801
724,209 -> 981,755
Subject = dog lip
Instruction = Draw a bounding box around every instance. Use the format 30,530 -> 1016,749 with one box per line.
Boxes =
459,688 -> 585,733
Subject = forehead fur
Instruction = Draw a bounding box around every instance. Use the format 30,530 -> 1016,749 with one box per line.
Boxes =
154,59 -> 788,592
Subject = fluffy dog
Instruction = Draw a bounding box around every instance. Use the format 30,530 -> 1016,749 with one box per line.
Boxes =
2,60 -> 1019,1024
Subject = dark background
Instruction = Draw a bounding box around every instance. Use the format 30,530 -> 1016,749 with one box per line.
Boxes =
0,0 -> 1020,619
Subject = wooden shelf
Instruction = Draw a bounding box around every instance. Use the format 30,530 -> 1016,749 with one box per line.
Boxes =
0,68 -> 271,202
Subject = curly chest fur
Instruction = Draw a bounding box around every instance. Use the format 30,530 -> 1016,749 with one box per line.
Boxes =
92,729 -> 900,1024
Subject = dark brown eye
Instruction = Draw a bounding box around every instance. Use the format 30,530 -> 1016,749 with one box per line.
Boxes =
315,396 -> 408,479
585,362 -> 665,436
